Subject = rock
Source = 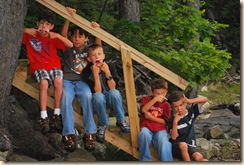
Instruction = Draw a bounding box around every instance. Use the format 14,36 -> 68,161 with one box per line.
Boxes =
203,125 -> 223,140
196,138 -> 220,159
64,148 -> 96,161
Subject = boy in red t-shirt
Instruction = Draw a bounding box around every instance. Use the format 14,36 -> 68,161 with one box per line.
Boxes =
138,78 -> 172,161
22,10 -> 73,134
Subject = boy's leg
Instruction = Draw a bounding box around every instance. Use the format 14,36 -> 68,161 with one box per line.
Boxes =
178,142 -> 191,161
92,92 -> 109,143
39,79 -> 49,111
153,130 -> 172,161
76,81 -> 97,133
138,127 -> 152,161
105,89 -> 130,133
53,77 -> 62,109
60,80 -> 77,152
61,80 -> 76,136
33,69 -> 52,134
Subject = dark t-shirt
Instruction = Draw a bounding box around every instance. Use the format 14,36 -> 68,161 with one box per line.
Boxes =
82,62 -> 120,93
167,104 -> 200,147
62,47 -> 88,81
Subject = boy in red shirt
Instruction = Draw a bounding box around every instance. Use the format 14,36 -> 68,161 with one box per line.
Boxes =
138,78 -> 172,161
22,10 -> 73,134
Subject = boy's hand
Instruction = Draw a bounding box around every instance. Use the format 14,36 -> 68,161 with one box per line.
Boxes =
92,64 -> 101,76
25,28 -> 38,37
155,94 -> 167,103
173,113 -> 181,123
100,62 -> 110,74
91,21 -> 100,28
66,7 -> 76,16
144,111 -> 154,120
48,32 -> 60,39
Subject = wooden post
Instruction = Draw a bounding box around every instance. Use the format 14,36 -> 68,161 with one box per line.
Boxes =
120,45 -> 140,158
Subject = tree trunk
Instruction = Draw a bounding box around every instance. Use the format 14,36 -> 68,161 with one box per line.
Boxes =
0,0 -> 27,124
118,0 -> 140,22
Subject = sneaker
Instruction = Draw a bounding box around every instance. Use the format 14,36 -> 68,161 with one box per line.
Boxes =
116,120 -> 130,133
83,134 -> 95,151
50,114 -> 63,132
62,134 -> 76,152
39,117 -> 50,134
96,125 -> 107,143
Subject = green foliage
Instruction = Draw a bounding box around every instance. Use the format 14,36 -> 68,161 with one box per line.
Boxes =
24,0 -> 234,89
199,82 -> 240,104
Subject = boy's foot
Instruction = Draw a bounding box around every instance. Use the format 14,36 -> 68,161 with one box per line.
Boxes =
62,134 -> 76,152
116,120 -> 130,133
83,134 -> 95,151
50,114 -> 63,132
96,125 -> 107,143
40,117 -> 50,134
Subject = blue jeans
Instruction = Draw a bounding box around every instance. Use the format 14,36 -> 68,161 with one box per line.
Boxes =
61,80 -> 96,135
138,127 -> 173,161
92,89 -> 125,126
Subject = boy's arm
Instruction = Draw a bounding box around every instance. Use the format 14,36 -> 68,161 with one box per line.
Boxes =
92,64 -> 102,92
61,20 -> 70,38
49,33 -> 73,48
141,95 -> 167,113
23,28 -> 37,37
61,7 -> 76,38
185,95 -> 208,109
144,113 -> 167,125
171,114 -> 181,140
101,62 -> 116,90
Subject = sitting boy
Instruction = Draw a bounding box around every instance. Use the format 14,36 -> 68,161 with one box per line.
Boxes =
82,43 -> 130,143
138,78 -> 172,161
167,91 -> 209,161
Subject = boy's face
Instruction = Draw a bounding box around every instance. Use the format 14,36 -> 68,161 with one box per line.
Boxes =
71,29 -> 88,49
152,88 -> 167,98
36,20 -> 54,36
87,47 -> 105,67
171,98 -> 187,116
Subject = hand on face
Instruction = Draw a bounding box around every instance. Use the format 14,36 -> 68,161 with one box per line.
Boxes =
155,94 -> 167,103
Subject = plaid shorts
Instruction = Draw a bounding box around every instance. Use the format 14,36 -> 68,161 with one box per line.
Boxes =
33,68 -> 63,87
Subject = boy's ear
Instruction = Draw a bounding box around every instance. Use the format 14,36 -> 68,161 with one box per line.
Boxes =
84,36 -> 89,42
87,56 -> 91,62
50,24 -> 54,30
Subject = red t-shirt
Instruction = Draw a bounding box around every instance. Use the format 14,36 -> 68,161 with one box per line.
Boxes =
22,32 -> 66,75
140,96 -> 171,131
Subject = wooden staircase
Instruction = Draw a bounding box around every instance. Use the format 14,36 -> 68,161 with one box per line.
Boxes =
12,0 -> 189,161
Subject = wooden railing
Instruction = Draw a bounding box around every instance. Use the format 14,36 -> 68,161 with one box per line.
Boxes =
16,0 -> 189,160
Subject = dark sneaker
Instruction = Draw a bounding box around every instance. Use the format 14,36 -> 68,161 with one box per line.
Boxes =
116,120 -> 130,133
50,114 -> 63,132
96,125 -> 107,143
40,117 -> 50,134
62,134 -> 76,152
83,134 -> 95,151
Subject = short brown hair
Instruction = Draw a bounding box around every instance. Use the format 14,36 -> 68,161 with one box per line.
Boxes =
87,43 -> 102,56
150,78 -> 168,91
168,91 -> 184,104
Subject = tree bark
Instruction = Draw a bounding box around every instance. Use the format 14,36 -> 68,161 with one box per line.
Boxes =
118,0 -> 140,22
0,0 -> 27,123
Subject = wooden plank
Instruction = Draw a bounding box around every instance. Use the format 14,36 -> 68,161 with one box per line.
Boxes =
120,46 -> 140,158
35,0 -> 188,90
12,67 -> 84,128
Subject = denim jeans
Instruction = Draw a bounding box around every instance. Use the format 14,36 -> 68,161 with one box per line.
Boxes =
138,127 -> 173,161
61,80 -> 97,135
92,89 -> 125,126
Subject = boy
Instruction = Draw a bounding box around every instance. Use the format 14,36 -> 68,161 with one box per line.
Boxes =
22,10 -> 73,134
167,91 -> 209,161
60,7 -> 101,152
82,43 -> 130,144
138,79 -> 172,161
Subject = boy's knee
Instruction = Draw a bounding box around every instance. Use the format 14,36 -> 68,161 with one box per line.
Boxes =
193,152 -> 203,161
178,142 -> 188,151
39,80 -> 49,89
